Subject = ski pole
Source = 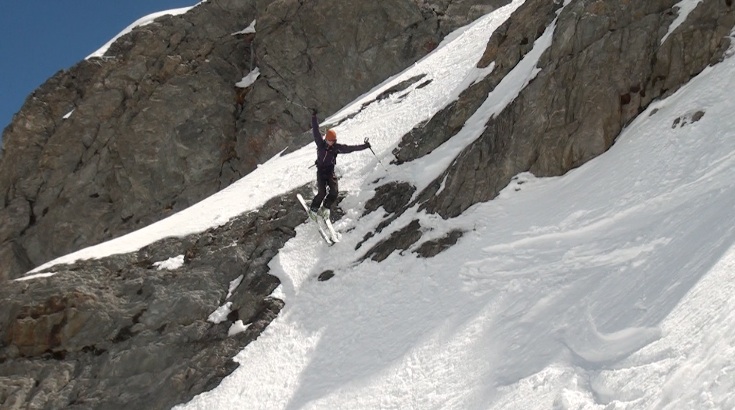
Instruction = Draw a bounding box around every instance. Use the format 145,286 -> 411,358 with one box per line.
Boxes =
365,138 -> 388,171
286,98 -> 310,111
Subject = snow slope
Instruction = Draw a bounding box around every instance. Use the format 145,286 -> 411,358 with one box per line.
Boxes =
23,2 -> 735,409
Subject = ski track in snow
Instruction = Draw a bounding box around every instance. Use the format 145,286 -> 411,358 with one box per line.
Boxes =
17,1 -> 735,409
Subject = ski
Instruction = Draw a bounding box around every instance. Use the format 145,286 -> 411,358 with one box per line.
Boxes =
296,194 -> 333,245
322,216 -> 340,243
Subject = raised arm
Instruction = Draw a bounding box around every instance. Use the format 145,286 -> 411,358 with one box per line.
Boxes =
311,113 -> 322,145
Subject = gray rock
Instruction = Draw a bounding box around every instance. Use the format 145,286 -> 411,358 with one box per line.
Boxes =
415,229 -> 464,258
362,219 -> 423,262
382,0 -> 734,256
427,0 -> 733,218
364,182 -> 417,217
0,189 -> 305,410
0,242 -> 32,283
421,0 -> 513,36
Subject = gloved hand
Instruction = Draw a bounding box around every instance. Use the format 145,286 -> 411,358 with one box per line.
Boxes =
311,108 -> 318,116
364,137 -> 371,148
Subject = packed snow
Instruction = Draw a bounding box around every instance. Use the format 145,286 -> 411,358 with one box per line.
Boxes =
20,1 -> 735,409
208,302 -> 233,324
152,254 -> 185,270
232,20 -> 256,36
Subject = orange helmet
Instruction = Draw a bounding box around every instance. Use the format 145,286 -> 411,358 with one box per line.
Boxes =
325,129 -> 337,142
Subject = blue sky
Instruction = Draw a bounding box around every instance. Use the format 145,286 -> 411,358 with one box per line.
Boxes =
0,1 -> 196,142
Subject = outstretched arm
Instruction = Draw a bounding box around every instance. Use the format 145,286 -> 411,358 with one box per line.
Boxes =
336,142 -> 370,154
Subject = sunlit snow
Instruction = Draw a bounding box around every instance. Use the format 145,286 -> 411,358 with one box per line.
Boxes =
232,20 -> 256,36
152,254 -> 185,270
208,302 -> 233,324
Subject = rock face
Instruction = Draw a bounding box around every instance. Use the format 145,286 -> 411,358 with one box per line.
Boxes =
367,0 -> 734,258
0,0 -> 508,280
0,189 -> 305,410
426,0 -> 734,218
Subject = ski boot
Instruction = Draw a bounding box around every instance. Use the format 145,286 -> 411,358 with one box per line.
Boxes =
308,207 -> 320,222
317,206 -> 330,220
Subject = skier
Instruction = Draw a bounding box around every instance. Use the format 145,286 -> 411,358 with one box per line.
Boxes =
309,109 -> 371,221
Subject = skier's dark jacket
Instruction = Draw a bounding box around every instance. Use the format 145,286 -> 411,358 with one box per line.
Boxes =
312,114 -> 369,176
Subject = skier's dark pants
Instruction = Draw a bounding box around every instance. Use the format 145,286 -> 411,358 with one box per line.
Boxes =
311,172 -> 338,211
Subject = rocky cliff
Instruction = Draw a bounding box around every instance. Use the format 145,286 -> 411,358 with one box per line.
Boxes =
365,0 -> 734,258
1,0 -> 733,409
0,191 -> 300,409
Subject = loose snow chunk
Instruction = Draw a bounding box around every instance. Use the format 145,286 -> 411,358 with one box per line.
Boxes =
236,68 -> 260,88
226,275 -> 244,300
208,302 -> 233,324
232,20 -> 256,35
153,254 -> 185,270
228,320 -> 250,336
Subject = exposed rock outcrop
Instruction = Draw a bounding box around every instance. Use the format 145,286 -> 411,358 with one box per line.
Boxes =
367,0 -> 734,258
420,0 -> 734,218
395,0 -> 735,217
0,189 -> 305,409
